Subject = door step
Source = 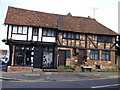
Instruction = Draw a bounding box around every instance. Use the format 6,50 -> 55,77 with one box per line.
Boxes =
43,69 -> 58,72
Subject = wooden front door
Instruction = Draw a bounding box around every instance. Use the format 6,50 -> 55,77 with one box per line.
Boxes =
78,49 -> 87,65
33,47 -> 42,68
58,50 -> 66,66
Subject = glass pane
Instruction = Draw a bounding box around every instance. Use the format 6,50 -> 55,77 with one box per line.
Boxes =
23,26 -> 27,34
43,51 -> 53,68
43,29 -> 47,36
71,33 -> 74,39
49,47 -> 53,52
63,32 -> 67,38
76,34 -> 79,39
102,54 -> 105,60
95,54 -> 98,60
15,52 -> 24,65
13,26 -> 17,33
33,27 -> 38,36
106,55 -> 110,60
47,29 -> 52,36
51,30 -> 55,36
18,26 -> 23,34
68,33 -> 71,38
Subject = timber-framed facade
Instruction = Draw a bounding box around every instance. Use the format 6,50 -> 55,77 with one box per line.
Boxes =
4,6 -> 119,70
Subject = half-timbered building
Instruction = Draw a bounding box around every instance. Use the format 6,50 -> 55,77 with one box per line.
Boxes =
4,6 -> 119,71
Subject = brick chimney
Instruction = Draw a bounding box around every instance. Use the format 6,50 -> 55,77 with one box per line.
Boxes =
88,16 -> 91,18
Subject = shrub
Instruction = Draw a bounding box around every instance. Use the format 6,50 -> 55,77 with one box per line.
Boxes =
65,65 -> 74,70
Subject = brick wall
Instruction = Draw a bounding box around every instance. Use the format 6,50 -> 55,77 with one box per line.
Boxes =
7,66 -> 33,72
87,50 -> 116,69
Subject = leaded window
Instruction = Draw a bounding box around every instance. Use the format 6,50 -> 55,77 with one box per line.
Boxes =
32,27 -> 39,36
102,51 -> 110,60
12,25 -> 27,35
98,36 -> 112,43
90,50 -> 99,60
42,28 -> 56,37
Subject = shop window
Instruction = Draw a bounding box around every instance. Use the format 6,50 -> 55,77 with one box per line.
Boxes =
15,46 -> 33,66
42,47 -> 54,68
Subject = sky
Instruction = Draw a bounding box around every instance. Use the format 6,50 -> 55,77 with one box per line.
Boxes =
0,0 -> 119,50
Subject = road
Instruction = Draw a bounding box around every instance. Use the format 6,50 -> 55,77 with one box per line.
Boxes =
2,78 -> 120,88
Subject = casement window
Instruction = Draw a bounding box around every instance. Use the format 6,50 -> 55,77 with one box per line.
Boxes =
66,50 -> 71,58
90,50 -> 99,60
62,32 -> 80,40
32,27 -> 39,36
63,32 -> 67,38
98,36 -> 112,43
12,25 -> 27,35
42,28 -> 56,37
102,51 -> 110,60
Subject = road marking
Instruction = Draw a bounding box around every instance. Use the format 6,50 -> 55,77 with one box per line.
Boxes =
91,84 -> 120,88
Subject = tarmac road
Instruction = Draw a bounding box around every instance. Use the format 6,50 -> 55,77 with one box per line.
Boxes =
2,78 -> 120,88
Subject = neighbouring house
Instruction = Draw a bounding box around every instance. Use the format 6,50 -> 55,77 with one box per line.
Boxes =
4,6 -> 119,71
0,50 -> 8,62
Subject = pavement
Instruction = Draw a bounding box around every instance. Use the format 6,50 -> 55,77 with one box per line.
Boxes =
0,71 -> 119,82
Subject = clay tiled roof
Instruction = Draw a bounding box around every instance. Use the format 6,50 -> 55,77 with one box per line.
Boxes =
4,6 -> 118,35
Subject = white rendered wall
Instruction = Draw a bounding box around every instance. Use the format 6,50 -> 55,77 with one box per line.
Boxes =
38,28 -> 42,41
42,37 -> 55,42
28,27 -> 32,41
12,34 -> 27,40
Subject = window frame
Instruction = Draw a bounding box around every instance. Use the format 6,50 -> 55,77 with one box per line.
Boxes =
97,35 -> 112,43
32,27 -> 39,36
102,50 -> 110,61
62,32 -> 80,40
12,25 -> 28,35
90,50 -> 99,60
42,28 -> 56,37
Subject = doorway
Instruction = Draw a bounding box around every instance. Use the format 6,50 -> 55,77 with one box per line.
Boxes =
33,46 -> 55,69
58,50 -> 66,66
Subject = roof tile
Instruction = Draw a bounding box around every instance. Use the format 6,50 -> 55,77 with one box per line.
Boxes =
4,6 -> 119,35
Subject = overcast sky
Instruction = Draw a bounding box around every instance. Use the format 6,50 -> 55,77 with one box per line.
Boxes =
0,0 -> 119,50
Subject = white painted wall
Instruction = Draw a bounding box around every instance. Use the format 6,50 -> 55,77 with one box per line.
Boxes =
33,36 -> 37,41
12,34 -> 27,40
8,25 -> 56,42
38,28 -> 42,41
28,27 -> 32,41
42,37 -> 55,42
